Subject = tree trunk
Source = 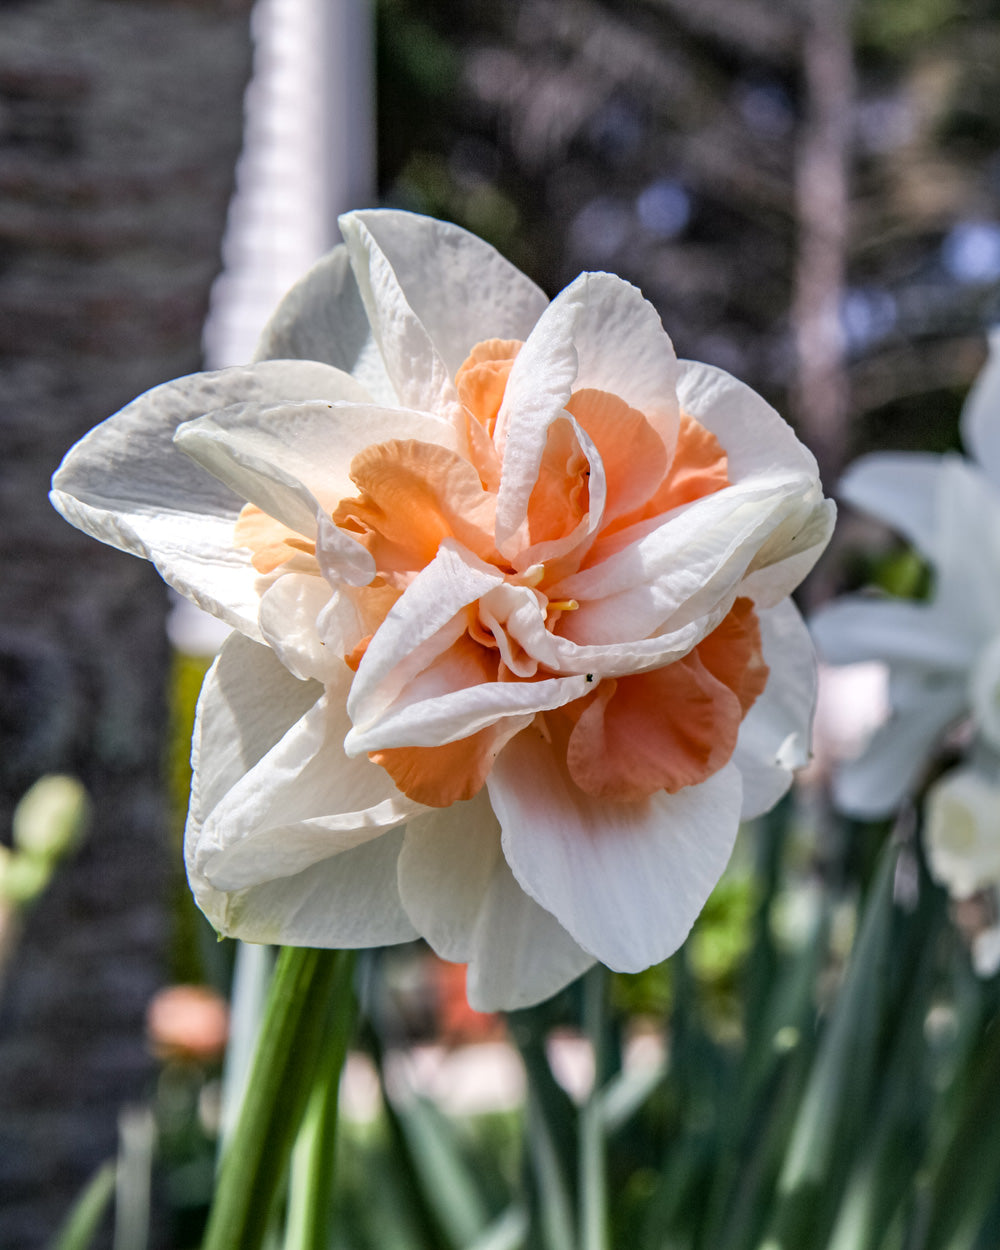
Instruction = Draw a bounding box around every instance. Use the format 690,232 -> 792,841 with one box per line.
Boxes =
0,2 -> 252,1245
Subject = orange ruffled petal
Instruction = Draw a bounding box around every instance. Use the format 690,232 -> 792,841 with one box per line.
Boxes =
649,411 -> 730,514
371,728 -> 504,807
455,338 -> 522,437
234,503 -> 316,574
455,338 -> 522,490
368,633 -> 506,806
565,388 -> 669,524
562,598 -> 768,802
332,439 -> 500,579
525,418 -> 592,548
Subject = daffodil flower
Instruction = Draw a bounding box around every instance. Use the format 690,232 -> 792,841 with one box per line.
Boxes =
52,210 -> 833,1009
924,764 -> 1000,901
924,762 -> 1000,977
811,328 -> 1000,819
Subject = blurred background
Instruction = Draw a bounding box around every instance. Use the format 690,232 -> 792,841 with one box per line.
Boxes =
2,0 -> 1000,1245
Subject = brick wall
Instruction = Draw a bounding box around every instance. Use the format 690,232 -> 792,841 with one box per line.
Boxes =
0,2 -> 252,1244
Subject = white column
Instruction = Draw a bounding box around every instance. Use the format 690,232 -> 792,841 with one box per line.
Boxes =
202,0 -> 375,371
174,0 -> 374,655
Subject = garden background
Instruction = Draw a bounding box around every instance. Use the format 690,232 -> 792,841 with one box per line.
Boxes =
3,0 -> 1000,1245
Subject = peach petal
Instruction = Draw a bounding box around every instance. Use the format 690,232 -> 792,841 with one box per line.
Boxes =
455,339 -> 523,437
525,417 -> 591,547
234,503 -> 317,573
372,726 -> 502,806
573,411 -> 729,571
455,347 -> 519,490
345,635 -> 372,673
697,596 -> 769,715
368,627 -> 535,806
563,600 -> 766,801
332,439 -> 499,577
565,388 -> 669,523
564,657 -> 742,801
655,412 -> 730,510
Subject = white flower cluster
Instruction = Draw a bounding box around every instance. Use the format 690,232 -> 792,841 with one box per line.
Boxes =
813,329 -> 1000,972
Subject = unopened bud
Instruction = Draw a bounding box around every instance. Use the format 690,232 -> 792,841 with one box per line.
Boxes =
12,775 -> 90,864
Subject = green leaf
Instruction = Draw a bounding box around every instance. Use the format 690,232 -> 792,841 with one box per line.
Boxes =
466,1206 -> 529,1250
391,1094 -> 495,1248
284,951 -> 358,1250
202,947 -> 356,1250
920,1012 -> 1000,1250
508,998 -> 579,1250
761,843 -> 900,1247
47,1161 -> 116,1250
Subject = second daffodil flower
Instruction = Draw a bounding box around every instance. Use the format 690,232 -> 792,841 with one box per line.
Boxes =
811,327 -> 1000,818
51,210 -> 834,1010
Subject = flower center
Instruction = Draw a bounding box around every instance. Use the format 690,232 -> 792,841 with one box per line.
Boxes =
234,338 -> 768,809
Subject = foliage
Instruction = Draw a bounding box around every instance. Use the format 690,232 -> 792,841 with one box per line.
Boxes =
50,789 -> 1000,1250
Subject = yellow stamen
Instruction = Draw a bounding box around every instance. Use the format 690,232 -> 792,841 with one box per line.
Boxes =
548,599 -> 579,612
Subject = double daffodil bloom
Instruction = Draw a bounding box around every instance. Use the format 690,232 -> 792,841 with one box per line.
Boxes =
52,210 -> 833,1009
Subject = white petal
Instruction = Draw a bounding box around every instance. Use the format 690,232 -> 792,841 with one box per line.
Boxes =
838,453 -> 945,555
258,572 -> 341,683
934,458 -> 1000,630
253,244 -> 396,404
961,326 -> 1000,486
558,477 -> 809,645
186,638 -> 418,948
314,510 -> 379,588
214,831 -> 419,948
174,398 -> 457,536
397,796 -> 596,1010
464,850 -> 596,1011
348,540 -> 504,728
832,674 -> 967,817
733,599 -> 818,819
492,285 -> 581,545
189,632 -> 323,816
969,636 -> 1000,750
396,794 -> 503,963
489,732 -> 743,972
194,675 -> 425,892
494,580 -> 715,679
348,672 -> 585,754
738,493 -> 837,609
560,273 -> 680,450
184,631 -> 417,948
341,209 -> 547,409
50,361 -> 357,637
810,597 -> 976,671
494,273 -> 677,549
315,587 -> 366,656
185,632 -> 323,927
676,360 -> 819,484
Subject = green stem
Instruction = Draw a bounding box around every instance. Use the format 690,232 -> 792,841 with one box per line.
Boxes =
579,966 -> 609,1250
201,946 -> 352,1250
284,952 -> 357,1250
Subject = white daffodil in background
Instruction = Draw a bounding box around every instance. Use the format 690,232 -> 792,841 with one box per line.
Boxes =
812,328 -> 1000,819
924,763 -> 1000,901
925,763 -> 1000,975
52,210 -> 833,1010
